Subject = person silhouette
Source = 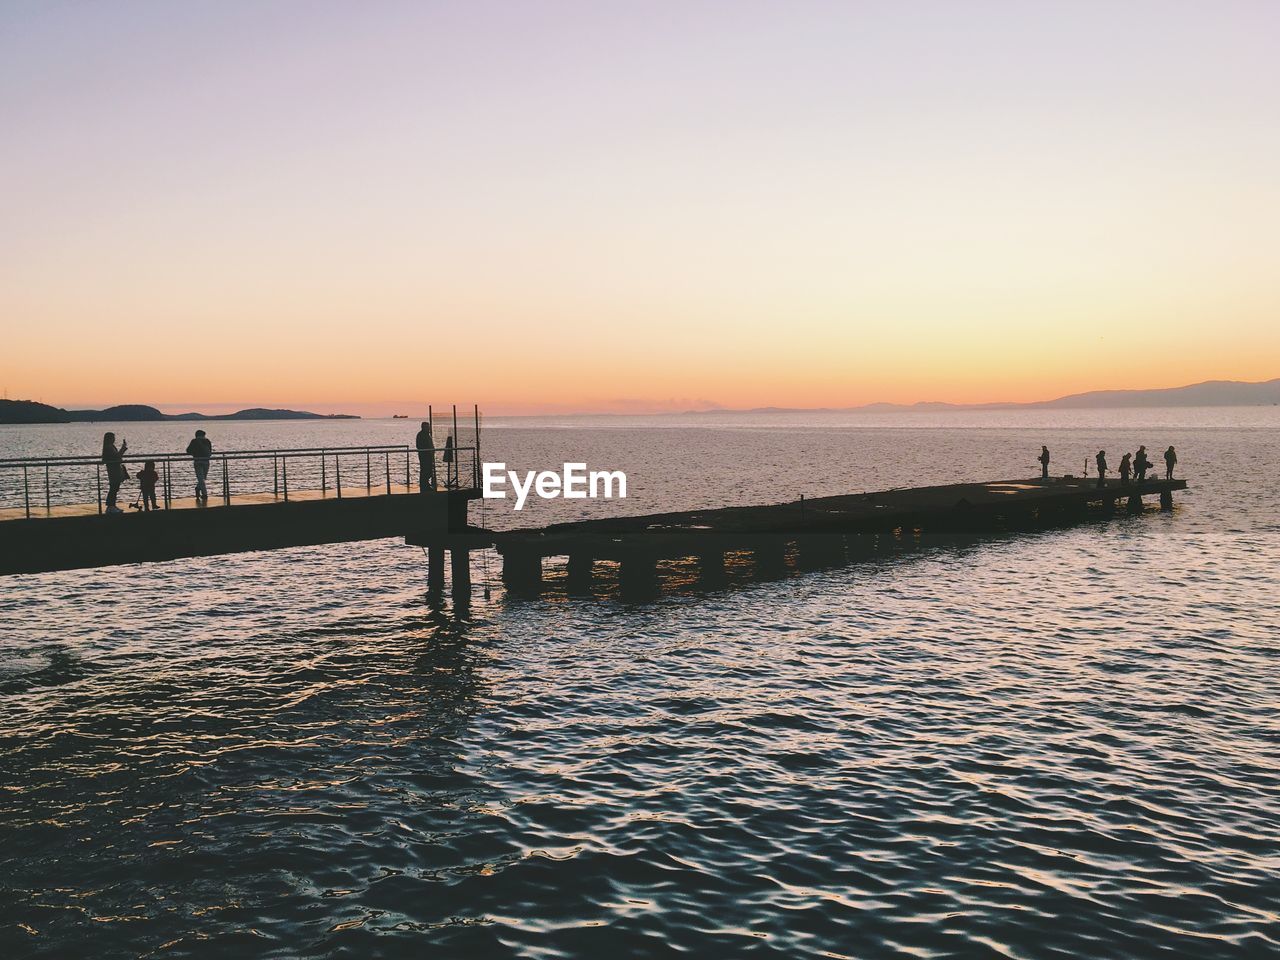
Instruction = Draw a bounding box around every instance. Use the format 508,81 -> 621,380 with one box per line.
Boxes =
443,434 -> 455,489
138,460 -> 159,511
415,421 -> 436,491
1164,445 -> 1177,480
1095,450 -> 1107,488
1118,452 -> 1132,486
1134,445 -> 1151,484
186,429 -> 212,502
101,432 -> 128,513
1038,445 -> 1051,480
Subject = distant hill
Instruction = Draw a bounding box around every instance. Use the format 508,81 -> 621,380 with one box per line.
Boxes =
0,400 -> 359,424
686,377 -> 1280,414
0,400 -> 69,424
1026,378 -> 1280,409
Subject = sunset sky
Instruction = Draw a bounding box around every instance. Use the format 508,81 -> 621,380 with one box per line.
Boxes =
2,1 -> 1277,415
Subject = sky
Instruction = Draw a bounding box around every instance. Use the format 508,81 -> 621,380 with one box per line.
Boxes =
2,0 -> 1277,415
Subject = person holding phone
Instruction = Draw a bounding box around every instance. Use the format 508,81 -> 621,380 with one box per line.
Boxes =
102,432 -> 128,514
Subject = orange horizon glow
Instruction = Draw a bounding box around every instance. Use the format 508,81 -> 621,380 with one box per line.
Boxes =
29,367 -> 1277,419
4,3 -> 1278,416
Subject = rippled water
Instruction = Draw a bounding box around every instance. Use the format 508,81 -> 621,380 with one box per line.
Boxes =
2,409 -> 1278,958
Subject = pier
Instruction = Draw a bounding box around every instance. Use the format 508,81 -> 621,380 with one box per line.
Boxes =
492,476 -> 1188,597
0,408 -> 487,590
2,426 -> 1187,603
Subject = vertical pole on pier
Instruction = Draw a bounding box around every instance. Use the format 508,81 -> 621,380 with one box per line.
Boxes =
474,404 -> 481,489
44,461 -> 51,515
452,405 -> 459,491
365,450 -> 371,493
164,458 -> 171,509
222,455 -> 230,506
336,453 -> 342,499
273,456 -> 279,497
385,452 -> 391,495
23,466 -> 30,519
405,449 -> 410,492
321,450 -> 327,496
283,457 -> 289,501
96,464 -> 103,515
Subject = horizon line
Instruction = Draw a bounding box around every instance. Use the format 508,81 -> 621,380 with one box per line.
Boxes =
12,373 -> 1278,418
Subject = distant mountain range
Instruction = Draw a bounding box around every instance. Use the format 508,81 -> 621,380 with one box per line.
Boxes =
694,378 -> 1280,415
0,401 -> 360,424
3,377 -> 1275,424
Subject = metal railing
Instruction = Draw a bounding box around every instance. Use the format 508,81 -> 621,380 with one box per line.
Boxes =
0,443 -> 481,519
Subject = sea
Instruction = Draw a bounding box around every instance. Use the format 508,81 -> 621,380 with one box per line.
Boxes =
1,408 -> 1277,959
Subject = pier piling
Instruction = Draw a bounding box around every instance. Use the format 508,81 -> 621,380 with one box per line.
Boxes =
428,545 -> 445,597
450,547 -> 472,601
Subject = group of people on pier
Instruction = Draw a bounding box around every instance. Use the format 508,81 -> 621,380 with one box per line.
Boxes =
414,421 -> 457,491
100,429 -> 212,513
1037,444 -> 1177,487
100,422 -> 458,514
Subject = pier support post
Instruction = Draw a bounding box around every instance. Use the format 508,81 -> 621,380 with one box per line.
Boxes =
882,526 -> 906,551
566,553 -> 594,594
448,494 -> 468,533
451,547 -> 471,601
751,537 -> 788,578
1127,494 -> 1143,514
797,534 -> 845,568
1159,489 -> 1174,511
502,550 -> 542,594
697,549 -> 727,585
618,553 -> 658,599
427,545 -> 445,598
845,533 -> 876,560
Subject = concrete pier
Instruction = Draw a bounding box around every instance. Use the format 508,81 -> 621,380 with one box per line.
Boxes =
491,476 -> 1188,599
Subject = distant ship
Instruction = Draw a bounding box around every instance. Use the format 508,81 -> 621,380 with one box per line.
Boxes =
392,414 -> 408,419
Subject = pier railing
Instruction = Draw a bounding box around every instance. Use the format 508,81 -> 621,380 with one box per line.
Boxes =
0,444 -> 480,519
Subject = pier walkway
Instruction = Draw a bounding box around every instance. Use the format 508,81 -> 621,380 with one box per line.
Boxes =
492,476 -> 1188,595
0,417 -> 485,577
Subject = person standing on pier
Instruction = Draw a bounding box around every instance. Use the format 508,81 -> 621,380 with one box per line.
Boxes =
1038,445 -> 1051,480
1095,450 -> 1107,488
1134,446 -> 1151,484
138,460 -> 159,511
443,434 -> 455,489
101,432 -> 128,514
1164,446 -> 1177,480
1119,452 -> 1132,486
415,421 -> 436,491
186,429 -> 212,503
